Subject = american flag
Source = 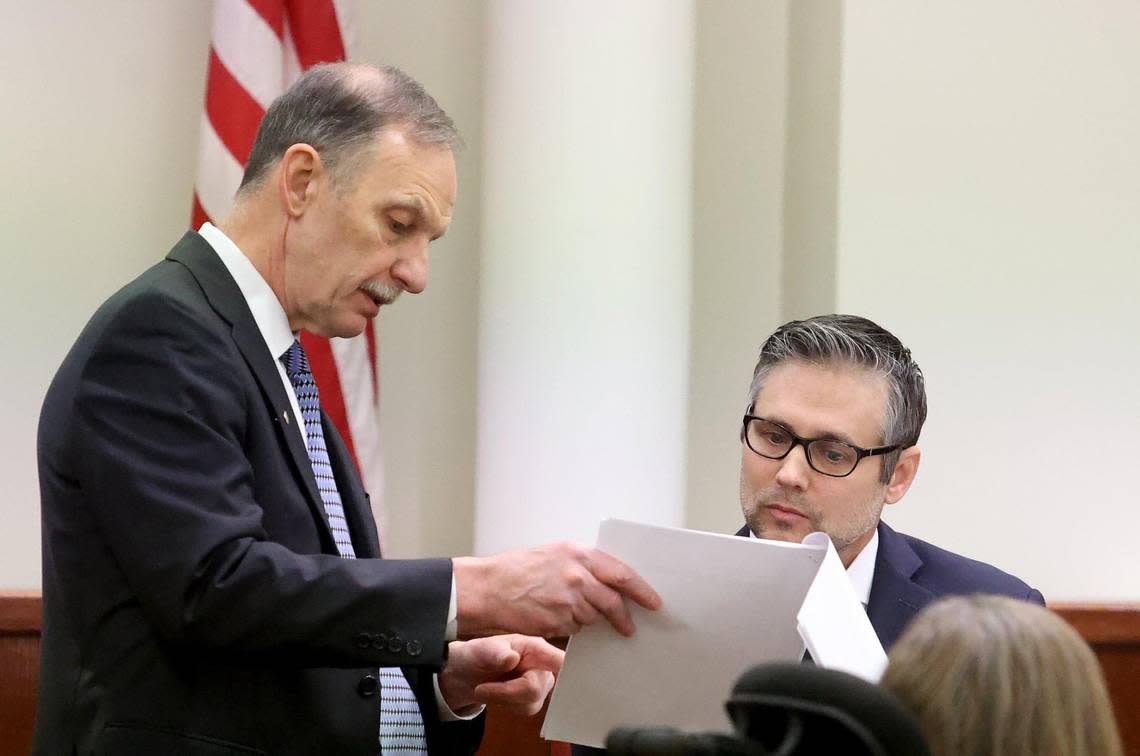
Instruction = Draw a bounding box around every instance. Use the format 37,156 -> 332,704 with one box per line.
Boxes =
192,0 -> 386,537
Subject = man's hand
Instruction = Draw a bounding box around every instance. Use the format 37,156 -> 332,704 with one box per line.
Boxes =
438,635 -> 564,716
453,542 -> 662,638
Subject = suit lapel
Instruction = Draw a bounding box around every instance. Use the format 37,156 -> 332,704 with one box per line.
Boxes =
166,232 -> 337,551
867,522 -> 935,650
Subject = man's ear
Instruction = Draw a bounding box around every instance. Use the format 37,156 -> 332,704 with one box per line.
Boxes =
278,143 -> 323,218
884,446 -> 921,505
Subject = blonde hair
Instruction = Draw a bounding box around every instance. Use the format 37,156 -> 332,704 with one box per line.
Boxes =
880,595 -> 1123,756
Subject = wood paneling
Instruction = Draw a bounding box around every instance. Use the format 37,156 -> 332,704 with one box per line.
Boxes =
0,592 -> 41,756
3,595 -> 1136,756
0,592 -> 41,634
475,701 -> 556,756
1054,603 -> 1140,756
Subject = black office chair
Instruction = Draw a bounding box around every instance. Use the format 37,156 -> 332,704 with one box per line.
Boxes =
725,662 -> 930,756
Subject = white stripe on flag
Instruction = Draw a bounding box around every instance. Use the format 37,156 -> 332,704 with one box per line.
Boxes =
281,20 -> 303,87
194,118 -> 245,223
211,0 -> 286,110
330,334 -> 385,533
331,0 -> 361,59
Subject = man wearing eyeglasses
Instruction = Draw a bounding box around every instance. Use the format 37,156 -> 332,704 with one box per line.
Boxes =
738,314 -> 1043,650
571,314 -> 1044,756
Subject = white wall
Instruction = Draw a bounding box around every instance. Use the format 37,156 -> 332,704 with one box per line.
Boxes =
3,2 -> 1136,602
835,0 -> 1140,601
0,1 -> 211,587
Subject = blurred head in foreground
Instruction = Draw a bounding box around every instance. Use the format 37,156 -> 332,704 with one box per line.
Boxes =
880,595 -> 1123,756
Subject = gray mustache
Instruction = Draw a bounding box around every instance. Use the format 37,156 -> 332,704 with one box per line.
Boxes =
361,280 -> 402,305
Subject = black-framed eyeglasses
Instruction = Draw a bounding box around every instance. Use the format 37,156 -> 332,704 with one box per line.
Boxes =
741,415 -> 900,478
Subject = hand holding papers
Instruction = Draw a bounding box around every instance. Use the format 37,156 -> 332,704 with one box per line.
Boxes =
541,520 -> 886,748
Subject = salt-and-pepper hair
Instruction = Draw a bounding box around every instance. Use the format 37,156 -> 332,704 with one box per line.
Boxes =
881,595 -> 1124,756
238,62 -> 460,194
746,314 -> 926,483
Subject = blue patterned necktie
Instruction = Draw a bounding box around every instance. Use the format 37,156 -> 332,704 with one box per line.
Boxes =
280,340 -> 428,755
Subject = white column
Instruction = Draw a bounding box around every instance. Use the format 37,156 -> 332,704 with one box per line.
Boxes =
475,0 -> 695,554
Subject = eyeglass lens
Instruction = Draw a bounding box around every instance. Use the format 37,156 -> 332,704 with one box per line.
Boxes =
746,418 -> 859,476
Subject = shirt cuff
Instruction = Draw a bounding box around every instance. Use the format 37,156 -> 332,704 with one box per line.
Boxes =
446,573 -> 458,641
435,574 -> 483,720
432,675 -> 485,721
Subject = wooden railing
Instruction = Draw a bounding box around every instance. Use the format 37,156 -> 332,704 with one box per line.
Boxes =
2,594 -> 1136,756
1051,602 -> 1140,756
0,592 -> 41,756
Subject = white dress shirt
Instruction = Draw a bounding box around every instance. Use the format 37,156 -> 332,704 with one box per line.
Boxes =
843,528 -> 879,607
748,526 -> 879,604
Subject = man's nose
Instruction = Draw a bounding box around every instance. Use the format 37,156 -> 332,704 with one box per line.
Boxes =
774,443 -> 812,490
391,239 -> 429,294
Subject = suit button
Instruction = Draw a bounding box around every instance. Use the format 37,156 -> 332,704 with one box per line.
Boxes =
372,633 -> 389,650
354,633 -> 372,649
388,636 -> 404,654
357,674 -> 378,697
406,640 -> 423,657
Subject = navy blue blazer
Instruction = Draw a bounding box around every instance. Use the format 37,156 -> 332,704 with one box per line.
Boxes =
571,520 -> 1043,754
36,231 -> 483,755
855,520 -> 1044,649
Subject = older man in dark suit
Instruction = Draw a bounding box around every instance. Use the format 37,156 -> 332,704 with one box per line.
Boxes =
36,63 -> 660,756
573,314 -> 1041,754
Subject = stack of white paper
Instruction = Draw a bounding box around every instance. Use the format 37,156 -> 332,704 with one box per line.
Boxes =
541,519 -> 886,748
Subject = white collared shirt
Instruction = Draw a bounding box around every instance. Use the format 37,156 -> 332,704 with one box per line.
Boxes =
198,223 -> 308,449
749,526 -> 879,605
844,528 -> 879,607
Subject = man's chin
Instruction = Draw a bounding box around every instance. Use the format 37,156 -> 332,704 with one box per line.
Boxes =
340,323 -> 370,339
752,515 -> 813,544
306,320 -> 369,340
760,527 -> 809,544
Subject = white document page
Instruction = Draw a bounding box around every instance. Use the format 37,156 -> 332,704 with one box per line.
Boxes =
541,519 -> 827,748
795,532 -> 888,682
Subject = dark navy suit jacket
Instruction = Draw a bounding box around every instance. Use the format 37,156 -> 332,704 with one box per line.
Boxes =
855,520 -> 1044,648
36,232 -> 483,755
571,519 -> 1043,754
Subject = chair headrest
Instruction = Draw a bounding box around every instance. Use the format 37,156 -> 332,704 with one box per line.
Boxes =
725,663 -> 930,756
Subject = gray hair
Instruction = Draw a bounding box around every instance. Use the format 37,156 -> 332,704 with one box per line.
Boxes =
238,62 -> 460,193
746,314 -> 926,483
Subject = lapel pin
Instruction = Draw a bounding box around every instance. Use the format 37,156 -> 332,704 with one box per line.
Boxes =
282,409 -> 290,425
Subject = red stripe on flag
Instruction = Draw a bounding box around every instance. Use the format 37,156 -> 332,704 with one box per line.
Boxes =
364,321 -> 378,398
285,0 -> 346,67
191,193 -> 211,230
299,331 -> 361,473
205,48 -> 266,167
247,0 -> 286,38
